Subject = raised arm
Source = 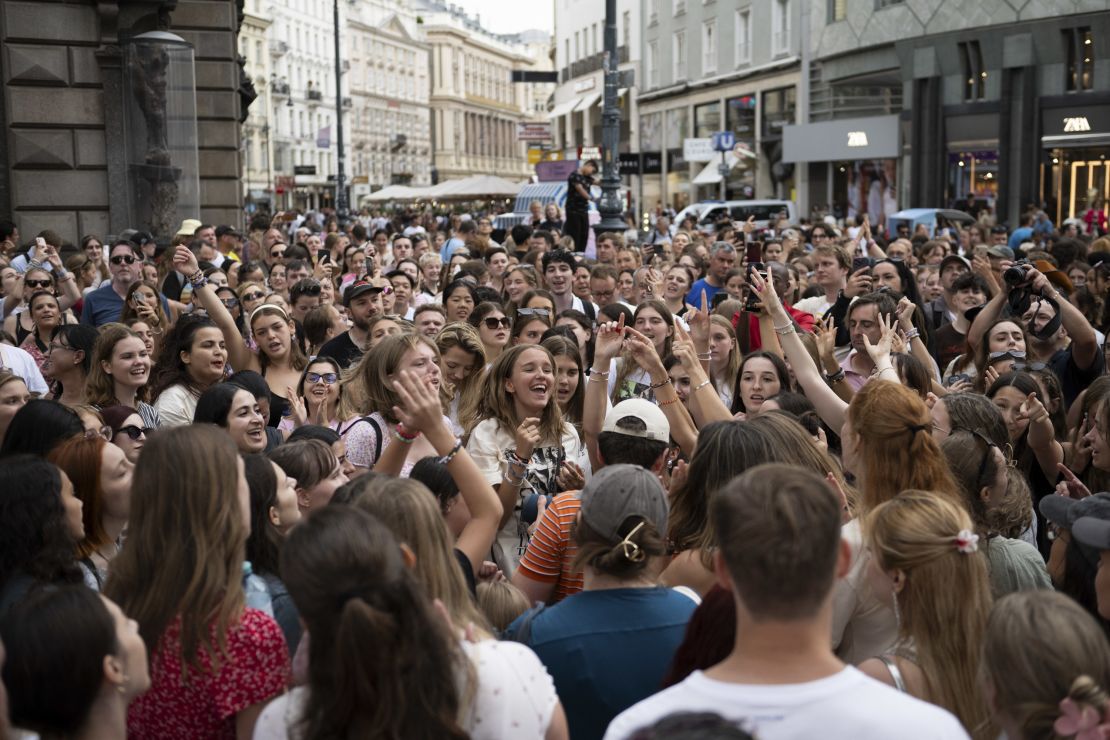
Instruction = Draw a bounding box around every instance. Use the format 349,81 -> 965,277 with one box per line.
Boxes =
584,315 -> 625,471
751,269 -> 849,432
391,369 -> 502,572
1019,391 -> 1065,482
173,245 -> 256,372
623,325 -> 698,457
672,321 -> 732,427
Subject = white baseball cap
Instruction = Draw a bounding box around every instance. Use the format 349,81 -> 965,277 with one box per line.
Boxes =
601,398 -> 670,443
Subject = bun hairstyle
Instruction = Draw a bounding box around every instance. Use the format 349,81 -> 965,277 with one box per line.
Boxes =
983,591 -> 1110,740
571,514 -> 666,579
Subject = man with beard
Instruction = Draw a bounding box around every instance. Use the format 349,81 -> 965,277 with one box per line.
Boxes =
317,278 -> 387,368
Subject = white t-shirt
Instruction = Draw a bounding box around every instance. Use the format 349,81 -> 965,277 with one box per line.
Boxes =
793,294 -> 834,320
152,383 -> 199,427
604,666 -> 969,740
253,639 -> 558,740
467,416 -> 588,570
0,343 -> 48,395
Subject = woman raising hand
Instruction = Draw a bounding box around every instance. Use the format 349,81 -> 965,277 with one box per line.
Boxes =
174,246 -> 306,426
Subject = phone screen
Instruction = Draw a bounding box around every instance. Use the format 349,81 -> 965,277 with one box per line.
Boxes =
851,257 -> 873,274
745,242 -> 762,264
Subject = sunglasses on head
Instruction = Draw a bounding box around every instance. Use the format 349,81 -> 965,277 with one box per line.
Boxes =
482,316 -> 511,330
295,281 -> 323,296
116,424 -> 150,441
306,371 -> 338,385
241,291 -> 265,302
85,426 -> 113,441
25,278 -> 52,289
110,254 -> 138,265
517,307 -> 551,318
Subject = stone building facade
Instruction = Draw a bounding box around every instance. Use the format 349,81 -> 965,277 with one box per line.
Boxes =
0,0 -> 249,243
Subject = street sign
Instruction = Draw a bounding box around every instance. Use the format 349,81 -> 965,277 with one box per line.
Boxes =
536,160 -> 578,182
733,141 -> 757,160
683,138 -> 714,162
618,152 -> 641,175
712,131 -> 736,152
517,122 -> 552,141
293,165 -> 316,176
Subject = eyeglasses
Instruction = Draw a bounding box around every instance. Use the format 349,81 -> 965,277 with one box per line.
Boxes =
47,341 -> 73,353
482,316 -> 511,330
24,279 -> 52,289
116,424 -> 150,441
517,307 -> 551,318
241,291 -> 265,303
221,297 -> 239,308
110,255 -> 137,266
84,426 -> 112,441
306,371 -> 338,385
1012,361 -> 1049,373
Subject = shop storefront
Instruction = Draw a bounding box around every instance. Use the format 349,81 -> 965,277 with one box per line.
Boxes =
1039,103 -> 1110,225
943,112 -> 1000,209
762,87 -> 796,200
783,114 -> 900,223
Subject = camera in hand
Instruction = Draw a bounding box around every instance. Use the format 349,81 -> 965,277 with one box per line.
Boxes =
1003,260 -> 1033,286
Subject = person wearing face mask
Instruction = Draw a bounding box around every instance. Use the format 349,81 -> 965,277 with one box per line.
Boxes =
0,586 -> 151,740
968,264 -> 1103,407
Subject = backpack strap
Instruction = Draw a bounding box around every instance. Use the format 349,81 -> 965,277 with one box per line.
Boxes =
503,602 -> 547,643
340,414 -> 385,465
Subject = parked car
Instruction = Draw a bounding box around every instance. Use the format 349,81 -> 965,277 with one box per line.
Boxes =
886,209 -> 975,239
492,182 -> 568,232
674,200 -> 798,234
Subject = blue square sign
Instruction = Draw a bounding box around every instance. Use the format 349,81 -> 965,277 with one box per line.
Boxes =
711,131 -> 736,151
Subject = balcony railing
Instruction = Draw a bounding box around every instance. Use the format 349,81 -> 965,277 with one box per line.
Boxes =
269,40 -> 288,57
307,89 -> 323,102
272,81 -> 290,96
342,96 -> 353,108
558,45 -> 630,83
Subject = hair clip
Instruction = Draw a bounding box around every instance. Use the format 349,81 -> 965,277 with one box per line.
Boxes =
1053,696 -> 1110,740
954,529 -> 979,554
618,521 -> 647,562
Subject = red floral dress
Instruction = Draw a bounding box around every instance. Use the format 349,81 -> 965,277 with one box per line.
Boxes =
127,608 -> 290,739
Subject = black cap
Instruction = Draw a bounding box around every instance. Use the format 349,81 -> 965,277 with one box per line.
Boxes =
343,278 -> 390,306
215,225 -> 241,239
130,230 -> 154,247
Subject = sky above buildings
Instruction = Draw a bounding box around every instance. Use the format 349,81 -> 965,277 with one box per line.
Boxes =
452,0 -> 553,34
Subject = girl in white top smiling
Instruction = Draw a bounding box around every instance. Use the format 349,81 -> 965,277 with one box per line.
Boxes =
466,344 -> 587,571
85,324 -> 159,429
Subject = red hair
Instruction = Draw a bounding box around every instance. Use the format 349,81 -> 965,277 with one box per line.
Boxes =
48,436 -> 109,559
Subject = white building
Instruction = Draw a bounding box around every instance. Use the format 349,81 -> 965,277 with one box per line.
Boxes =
239,0 -> 275,211
266,0 -> 343,212
550,0 -> 640,161
415,0 -> 551,183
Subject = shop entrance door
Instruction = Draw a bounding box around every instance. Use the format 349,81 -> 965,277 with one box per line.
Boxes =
1042,149 -> 1110,225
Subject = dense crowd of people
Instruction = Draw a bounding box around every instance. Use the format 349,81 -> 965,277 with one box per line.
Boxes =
0,201 -> 1109,739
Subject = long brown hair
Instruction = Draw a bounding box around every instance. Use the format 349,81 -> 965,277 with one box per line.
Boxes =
469,343 -> 564,444
282,505 -> 469,739
84,323 -> 149,406
339,333 -> 439,424
47,436 -> 110,560
846,381 -> 960,514
611,300 -> 675,404
104,425 -> 246,672
866,491 -> 993,737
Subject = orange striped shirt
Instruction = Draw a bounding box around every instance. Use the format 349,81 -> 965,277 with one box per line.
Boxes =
516,491 -> 584,603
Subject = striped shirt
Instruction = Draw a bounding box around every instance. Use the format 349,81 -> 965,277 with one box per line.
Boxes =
516,491 -> 584,603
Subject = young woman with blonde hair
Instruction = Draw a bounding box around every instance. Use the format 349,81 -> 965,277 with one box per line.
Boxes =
466,343 -> 587,571
435,322 -> 486,434
707,314 -> 741,408
104,424 -> 289,738
338,332 -> 448,475
859,491 -> 993,738
982,591 -> 1110,740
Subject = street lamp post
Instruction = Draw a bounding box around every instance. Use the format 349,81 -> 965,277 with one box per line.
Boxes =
593,0 -> 625,235
332,0 -> 349,226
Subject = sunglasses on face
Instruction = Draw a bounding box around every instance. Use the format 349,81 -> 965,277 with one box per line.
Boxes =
271,250 -> 286,258
110,255 -> 137,266
221,297 -> 239,308
517,307 -> 551,318
25,279 -> 52,289
306,371 -> 338,385
241,291 -> 265,302
988,350 -> 1026,363
482,316 -> 511,330
116,424 -> 150,441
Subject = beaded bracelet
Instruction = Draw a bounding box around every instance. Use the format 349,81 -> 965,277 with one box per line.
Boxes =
825,368 -> 846,384
392,429 -> 417,444
659,396 -> 681,407
774,323 -> 796,336
437,439 -> 463,465
589,368 -> 611,378
649,377 -> 672,390
395,423 -> 419,441
904,327 -> 920,341
692,379 -> 712,393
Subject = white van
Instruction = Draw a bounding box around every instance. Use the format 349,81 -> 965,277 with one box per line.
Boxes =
674,200 -> 797,234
